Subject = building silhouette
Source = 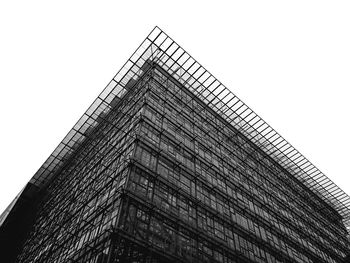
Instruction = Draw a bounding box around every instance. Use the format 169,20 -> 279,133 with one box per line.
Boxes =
1,27 -> 350,262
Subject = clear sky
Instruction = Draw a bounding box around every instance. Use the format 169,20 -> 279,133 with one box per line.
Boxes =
0,1 -> 349,214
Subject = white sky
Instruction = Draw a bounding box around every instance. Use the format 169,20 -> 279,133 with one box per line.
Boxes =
0,1 -> 349,214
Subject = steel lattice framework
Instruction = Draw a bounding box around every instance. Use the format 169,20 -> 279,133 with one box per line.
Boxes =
14,26 -> 348,230
1,27 -> 348,235
1,26 -> 350,263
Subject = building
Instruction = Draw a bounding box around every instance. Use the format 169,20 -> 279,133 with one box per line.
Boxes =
1,27 -> 350,263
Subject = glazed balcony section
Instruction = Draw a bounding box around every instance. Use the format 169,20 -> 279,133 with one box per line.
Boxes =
122,67 -> 348,263
16,72 -> 154,263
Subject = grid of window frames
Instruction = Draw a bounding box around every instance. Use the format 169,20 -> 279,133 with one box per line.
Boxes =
16,64 -> 350,263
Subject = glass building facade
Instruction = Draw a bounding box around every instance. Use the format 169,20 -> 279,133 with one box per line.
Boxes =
1,27 -> 350,263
